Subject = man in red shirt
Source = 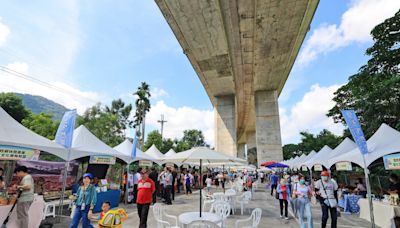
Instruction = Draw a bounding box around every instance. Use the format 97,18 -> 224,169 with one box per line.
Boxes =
137,169 -> 155,228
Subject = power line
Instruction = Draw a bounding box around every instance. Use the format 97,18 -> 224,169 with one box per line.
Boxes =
0,65 -> 98,103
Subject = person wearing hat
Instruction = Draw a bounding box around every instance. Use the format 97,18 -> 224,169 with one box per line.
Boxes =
14,166 -> 34,228
315,171 -> 338,228
70,173 -> 97,228
137,169 -> 155,228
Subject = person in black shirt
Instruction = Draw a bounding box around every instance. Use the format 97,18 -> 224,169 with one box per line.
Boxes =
388,174 -> 400,195
149,167 -> 159,204
171,169 -> 177,200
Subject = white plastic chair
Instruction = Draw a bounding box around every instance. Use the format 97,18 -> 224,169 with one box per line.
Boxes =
188,220 -> 221,228
225,189 -> 236,195
152,203 -> 179,228
236,191 -> 252,215
42,202 -> 56,220
235,208 -> 262,228
252,181 -> 258,193
225,189 -> 237,215
202,190 -> 215,212
210,194 -> 229,212
212,201 -> 231,228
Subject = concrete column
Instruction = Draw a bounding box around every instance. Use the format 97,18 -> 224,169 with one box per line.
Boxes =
255,90 -> 283,166
246,131 -> 257,165
214,95 -> 237,156
237,143 -> 246,159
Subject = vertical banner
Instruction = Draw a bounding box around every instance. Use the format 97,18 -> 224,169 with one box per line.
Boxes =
55,109 -> 77,149
131,132 -> 138,160
341,110 -> 368,155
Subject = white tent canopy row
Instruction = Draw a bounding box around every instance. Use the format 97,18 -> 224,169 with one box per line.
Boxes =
282,123 -> 400,170
294,150 -> 316,169
113,139 -> 159,164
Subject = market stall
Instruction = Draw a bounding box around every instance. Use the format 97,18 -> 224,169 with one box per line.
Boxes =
359,198 -> 400,228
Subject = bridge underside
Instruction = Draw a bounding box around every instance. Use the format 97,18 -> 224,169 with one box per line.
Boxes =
156,0 -> 319,166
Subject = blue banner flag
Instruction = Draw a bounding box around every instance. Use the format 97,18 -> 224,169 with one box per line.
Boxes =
341,110 -> 369,155
55,109 -> 77,149
131,132 -> 138,159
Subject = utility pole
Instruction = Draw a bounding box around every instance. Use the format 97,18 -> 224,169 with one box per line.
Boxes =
157,114 -> 167,139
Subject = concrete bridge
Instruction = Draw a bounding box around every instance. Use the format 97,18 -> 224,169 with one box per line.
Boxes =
155,0 -> 319,166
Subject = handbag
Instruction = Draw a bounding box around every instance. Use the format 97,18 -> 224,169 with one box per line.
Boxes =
321,181 -> 338,208
291,183 -> 297,199
275,190 -> 280,200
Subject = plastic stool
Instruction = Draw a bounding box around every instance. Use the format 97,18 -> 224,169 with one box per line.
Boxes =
42,203 -> 56,220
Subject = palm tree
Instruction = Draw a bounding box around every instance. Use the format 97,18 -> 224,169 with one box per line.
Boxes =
133,82 -> 151,145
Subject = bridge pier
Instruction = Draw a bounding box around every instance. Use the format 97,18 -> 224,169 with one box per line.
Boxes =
214,95 -> 237,156
237,143 -> 246,159
255,90 -> 283,166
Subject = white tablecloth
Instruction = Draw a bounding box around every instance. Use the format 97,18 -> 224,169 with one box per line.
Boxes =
358,198 -> 400,228
179,212 -> 221,228
0,195 -> 45,228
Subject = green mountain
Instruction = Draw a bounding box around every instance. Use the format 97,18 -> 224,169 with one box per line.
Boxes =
14,93 -> 69,121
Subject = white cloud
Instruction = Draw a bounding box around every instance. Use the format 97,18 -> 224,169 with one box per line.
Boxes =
280,84 -> 344,144
298,0 -> 400,65
151,87 -> 169,99
146,100 -> 214,146
0,20 -> 10,47
0,62 -> 99,114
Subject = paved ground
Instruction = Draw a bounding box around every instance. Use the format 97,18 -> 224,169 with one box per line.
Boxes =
52,184 -> 372,228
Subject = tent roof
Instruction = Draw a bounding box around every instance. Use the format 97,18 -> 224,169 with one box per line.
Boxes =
326,138 -> 357,168
70,125 -> 131,163
165,149 -> 176,157
294,151 -> 316,169
162,147 -> 246,164
113,139 -> 159,163
145,145 -> 165,160
0,107 -> 67,160
330,123 -> 400,168
290,154 -> 306,168
303,146 -> 333,168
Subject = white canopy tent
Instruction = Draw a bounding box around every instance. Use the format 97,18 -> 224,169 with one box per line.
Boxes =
0,106 -> 68,160
70,125 -> 132,163
329,123 -> 400,168
145,144 -> 165,161
164,148 -> 176,157
303,146 -> 332,169
326,138 -> 356,168
291,154 -> 306,169
294,151 -> 316,169
113,139 -> 159,163
286,156 -> 300,169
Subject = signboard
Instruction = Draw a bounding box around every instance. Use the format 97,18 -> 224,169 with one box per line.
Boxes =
0,145 -> 40,160
89,155 -> 116,165
138,160 -> 153,167
165,163 -> 175,168
301,166 -> 308,171
383,154 -> 400,170
336,161 -> 353,171
314,164 -> 323,171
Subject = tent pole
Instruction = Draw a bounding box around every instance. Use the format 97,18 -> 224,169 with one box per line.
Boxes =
125,164 -> 129,205
362,158 -> 375,228
223,164 -> 225,193
200,159 -> 202,217
58,148 -> 71,216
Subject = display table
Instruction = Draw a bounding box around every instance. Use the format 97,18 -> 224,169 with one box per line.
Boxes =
179,212 -> 221,228
340,194 -> 362,214
0,195 -> 45,228
358,198 -> 400,228
93,189 -> 120,213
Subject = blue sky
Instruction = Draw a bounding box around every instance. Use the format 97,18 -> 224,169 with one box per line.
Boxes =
0,0 -> 399,146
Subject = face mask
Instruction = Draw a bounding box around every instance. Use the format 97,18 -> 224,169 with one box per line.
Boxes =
299,180 -> 305,185
321,176 -> 328,181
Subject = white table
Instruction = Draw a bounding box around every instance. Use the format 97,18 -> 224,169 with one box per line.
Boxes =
213,192 -> 237,213
0,195 -> 45,228
179,212 -> 221,228
358,198 -> 400,228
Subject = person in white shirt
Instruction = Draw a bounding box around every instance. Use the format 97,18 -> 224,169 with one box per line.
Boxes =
133,168 -> 142,203
205,175 -> 213,193
315,171 -> 338,228
259,172 -> 265,183
164,168 -> 173,205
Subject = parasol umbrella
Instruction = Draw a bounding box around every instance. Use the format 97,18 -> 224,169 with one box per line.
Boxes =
161,147 -> 246,217
260,161 -> 277,167
265,162 -> 289,168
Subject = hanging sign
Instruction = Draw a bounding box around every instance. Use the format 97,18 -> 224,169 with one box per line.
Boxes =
383,154 -> 400,170
139,160 -> 153,167
335,161 -> 353,171
301,166 -> 308,171
314,164 -> 323,171
89,155 -> 116,165
165,163 -> 175,168
0,145 -> 40,160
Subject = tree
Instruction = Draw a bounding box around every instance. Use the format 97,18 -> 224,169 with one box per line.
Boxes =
78,100 -> 133,147
161,138 -> 174,153
176,129 -> 209,152
133,82 -> 151,146
283,144 -> 301,160
22,113 -> 59,140
143,130 -> 163,151
0,92 -> 29,122
328,10 -> 400,137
